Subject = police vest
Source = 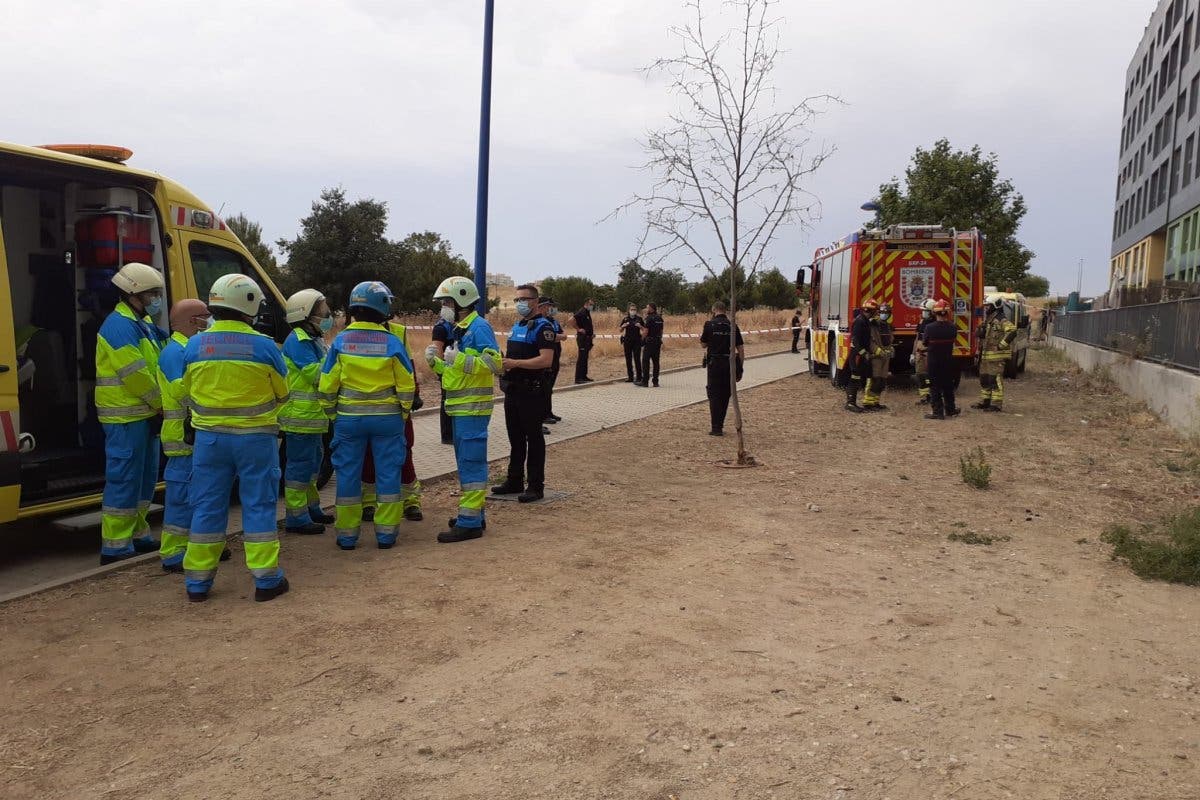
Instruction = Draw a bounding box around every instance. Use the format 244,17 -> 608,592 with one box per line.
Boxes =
505,316 -> 554,381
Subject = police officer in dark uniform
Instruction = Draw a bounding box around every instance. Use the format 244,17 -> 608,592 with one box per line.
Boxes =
620,304 -> 645,383
700,301 -> 744,436
637,303 -> 664,387
430,313 -> 455,444
572,298 -> 595,383
790,309 -> 803,353
923,300 -> 961,419
493,284 -> 556,503
539,296 -> 565,424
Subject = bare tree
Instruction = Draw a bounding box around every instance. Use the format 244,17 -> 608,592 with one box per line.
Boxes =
614,0 -> 834,465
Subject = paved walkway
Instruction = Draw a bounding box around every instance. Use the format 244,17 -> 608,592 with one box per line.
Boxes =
0,351 -> 807,600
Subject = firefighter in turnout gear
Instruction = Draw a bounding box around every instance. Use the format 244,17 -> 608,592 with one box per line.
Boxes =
96,262 -> 166,564
182,274 -> 291,602
156,299 -> 214,572
973,295 -> 1017,412
913,298 -> 935,405
428,276 -> 502,544
319,281 -> 415,551
863,303 -> 893,410
923,300 -> 961,420
280,289 -> 335,535
845,299 -> 879,413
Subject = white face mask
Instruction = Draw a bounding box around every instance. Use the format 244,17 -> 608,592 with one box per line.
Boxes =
202,316 -> 214,330
440,306 -> 457,323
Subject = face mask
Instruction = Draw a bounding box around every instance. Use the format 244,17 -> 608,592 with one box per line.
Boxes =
318,316 -> 334,333
629,311 -> 637,317
515,300 -> 532,317
144,296 -> 163,318
548,308 -> 557,318
440,306 -> 457,323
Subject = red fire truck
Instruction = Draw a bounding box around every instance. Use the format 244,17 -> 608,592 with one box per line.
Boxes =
803,225 -> 985,384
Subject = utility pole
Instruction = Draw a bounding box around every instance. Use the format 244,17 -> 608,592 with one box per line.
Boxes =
1076,258 -> 1084,296
473,0 -> 495,314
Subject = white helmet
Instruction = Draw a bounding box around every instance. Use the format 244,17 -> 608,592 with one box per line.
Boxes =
111,262 -> 164,295
286,288 -> 326,324
433,275 -> 480,308
208,273 -> 264,317
984,294 -> 1004,312
922,298 -> 937,312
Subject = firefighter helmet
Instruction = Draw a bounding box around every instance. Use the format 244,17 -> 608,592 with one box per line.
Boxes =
111,262 -> 164,295
984,294 -> 1004,312
208,274 -> 264,317
286,288 -> 327,324
932,299 -> 951,316
861,299 -> 879,313
433,276 -> 480,309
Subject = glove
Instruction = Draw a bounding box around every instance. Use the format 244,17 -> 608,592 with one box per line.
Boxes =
873,347 -> 886,357
909,354 -> 916,366
443,343 -> 460,363
735,358 -> 744,382
423,344 -> 438,367
412,392 -> 425,412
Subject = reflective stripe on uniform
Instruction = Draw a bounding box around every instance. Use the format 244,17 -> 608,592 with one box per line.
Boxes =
445,386 -> 494,399
190,399 -> 281,417
339,388 -> 397,400
289,391 -> 320,401
447,401 -> 493,413
188,532 -> 227,544
377,493 -> 401,504
461,482 -> 488,492
98,404 -> 153,419
277,416 -> 327,430
242,531 -> 279,544
95,376 -> 123,387
163,409 -> 187,420
193,424 -> 279,435
116,359 -> 148,379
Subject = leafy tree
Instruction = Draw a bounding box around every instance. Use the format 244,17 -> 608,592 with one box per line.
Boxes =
692,266 -> 758,311
1014,273 -> 1050,297
538,276 -> 597,314
276,188 -> 401,312
878,139 -> 1035,289
394,231 -> 471,313
614,259 -> 649,310
227,213 -> 292,294
593,283 -> 618,310
754,267 -> 797,309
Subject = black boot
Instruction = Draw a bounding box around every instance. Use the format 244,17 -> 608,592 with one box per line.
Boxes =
447,517 -> 487,531
285,521 -> 326,535
924,412 -> 946,420
254,577 -> 290,603
309,508 -> 335,524
219,547 -> 232,562
518,489 -> 544,503
971,399 -> 991,410
844,401 -> 863,413
404,506 -> 424,522
162,561 -> 184,574
99,551 -> 138,566
491,480 -> 523,495
362,506 -> 376,522
947,408 -> 962,417
437,526 -> 484,544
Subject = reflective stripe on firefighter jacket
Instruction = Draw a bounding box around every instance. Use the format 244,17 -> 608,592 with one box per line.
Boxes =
95,301 -> 163,423
182,321 -> 289,434
318,322 -> 416,417
978,316 -> 1017,375
157,332 -> 192,457
435,311 -> 501,417
279,327 -> 329,433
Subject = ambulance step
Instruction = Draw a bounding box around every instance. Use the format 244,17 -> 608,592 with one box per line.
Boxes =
52,504 -> 163,531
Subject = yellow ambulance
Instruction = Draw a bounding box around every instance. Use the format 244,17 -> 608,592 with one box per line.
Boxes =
0,141 -> 292,523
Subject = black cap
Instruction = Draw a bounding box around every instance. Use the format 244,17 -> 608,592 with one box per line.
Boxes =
538,296 -> 554,306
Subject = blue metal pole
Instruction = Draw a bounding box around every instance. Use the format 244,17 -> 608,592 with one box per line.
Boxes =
473,0 -> 495,314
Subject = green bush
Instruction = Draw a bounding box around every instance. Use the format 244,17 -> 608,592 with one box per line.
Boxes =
1101,508 -> 1200,585
960,447 -> 991,489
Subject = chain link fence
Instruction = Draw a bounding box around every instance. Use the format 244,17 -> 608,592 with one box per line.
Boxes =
1055,298 -> 1200,373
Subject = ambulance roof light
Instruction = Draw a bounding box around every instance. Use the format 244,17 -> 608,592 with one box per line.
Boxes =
37,144 -> 133,163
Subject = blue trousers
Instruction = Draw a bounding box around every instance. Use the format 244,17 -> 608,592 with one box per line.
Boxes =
185,431 -> 283,594
452,414 -> 490,530
100,419 -> 159,557
160,455 -> 193,567
284,432 -> 324,524
331,414 -> 407,548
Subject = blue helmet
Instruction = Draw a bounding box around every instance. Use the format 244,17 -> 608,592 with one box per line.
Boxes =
348,281 -> 394,316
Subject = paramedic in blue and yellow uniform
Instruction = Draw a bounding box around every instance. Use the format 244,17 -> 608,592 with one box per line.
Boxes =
156,298 -> 218,572
181,274 -> 290,603
95,262 -> 166,565
492,283 -> 556,504
427,276 -> 502,544
280,289 -> 335,535
318,281 -> 415,551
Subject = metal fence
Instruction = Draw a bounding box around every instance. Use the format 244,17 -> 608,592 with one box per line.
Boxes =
1055,297 -> 1200,373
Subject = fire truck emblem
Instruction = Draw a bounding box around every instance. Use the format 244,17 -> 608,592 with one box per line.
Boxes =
900,267 -> 936,308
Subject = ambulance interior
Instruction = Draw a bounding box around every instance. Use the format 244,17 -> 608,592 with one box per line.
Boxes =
1,159 -> 167,507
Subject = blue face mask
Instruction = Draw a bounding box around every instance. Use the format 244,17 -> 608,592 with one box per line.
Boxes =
515,300 -> 532,317
144,296 -> 163,318
318,316 -> 333,333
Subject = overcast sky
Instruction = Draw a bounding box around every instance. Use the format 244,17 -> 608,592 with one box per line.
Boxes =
3,0 -> 1155,296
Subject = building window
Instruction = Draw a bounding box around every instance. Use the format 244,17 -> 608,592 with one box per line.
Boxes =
1186,134 -> 1196,188
1190,74 -> 1200,117
1172,146 -> 1183,196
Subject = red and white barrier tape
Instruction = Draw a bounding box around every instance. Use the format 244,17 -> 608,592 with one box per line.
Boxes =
395,325 -> 806,339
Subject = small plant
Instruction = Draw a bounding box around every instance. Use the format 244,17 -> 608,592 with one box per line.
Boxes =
947,531 -> 1011,546
1101,509 -> 1200,585
960,447 -> 991,489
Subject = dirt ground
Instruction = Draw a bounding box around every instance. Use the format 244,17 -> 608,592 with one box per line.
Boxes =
3,348 -> 1200,800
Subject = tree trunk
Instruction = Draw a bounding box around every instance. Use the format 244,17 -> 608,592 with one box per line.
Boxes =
729,273 -> 748,464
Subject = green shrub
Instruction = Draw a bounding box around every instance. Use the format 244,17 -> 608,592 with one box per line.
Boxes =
960,447 -> 991,489
1101,508 -> 1200,585
947,531 -> 1010,546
